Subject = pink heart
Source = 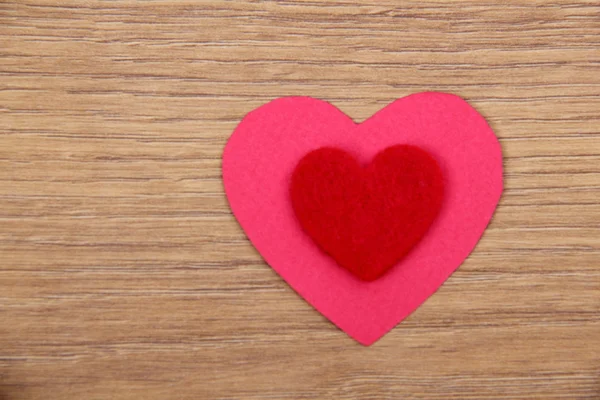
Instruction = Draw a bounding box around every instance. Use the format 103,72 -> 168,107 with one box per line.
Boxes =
223,92 -> 503,345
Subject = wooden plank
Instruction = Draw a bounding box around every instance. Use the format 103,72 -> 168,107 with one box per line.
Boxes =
1,1 -> 599,399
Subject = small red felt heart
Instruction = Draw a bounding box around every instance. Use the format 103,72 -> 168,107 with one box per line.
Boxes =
290,145 -> 444,281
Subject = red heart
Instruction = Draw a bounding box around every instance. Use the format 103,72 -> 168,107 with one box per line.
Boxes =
290,145 -> 444,281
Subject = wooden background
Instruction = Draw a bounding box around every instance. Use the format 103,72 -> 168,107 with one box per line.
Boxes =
1,1 -> 599,399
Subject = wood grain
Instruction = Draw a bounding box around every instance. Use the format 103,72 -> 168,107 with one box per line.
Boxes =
1,1 -> 599,399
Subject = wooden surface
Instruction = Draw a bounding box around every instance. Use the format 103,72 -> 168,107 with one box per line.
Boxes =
1,1 -> 599,399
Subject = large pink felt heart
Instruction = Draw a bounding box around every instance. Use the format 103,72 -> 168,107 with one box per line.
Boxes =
222,92 -> 503,345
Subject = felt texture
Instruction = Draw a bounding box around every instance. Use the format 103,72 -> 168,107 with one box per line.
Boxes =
290,145 -> 444,281
222,93 -> 503,345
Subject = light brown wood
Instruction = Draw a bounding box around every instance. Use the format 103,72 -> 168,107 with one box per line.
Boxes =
1,1 -> 599,399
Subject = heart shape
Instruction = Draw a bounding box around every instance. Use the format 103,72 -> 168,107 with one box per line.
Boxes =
290,145 -> 444,281
223,92 -> 503,345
